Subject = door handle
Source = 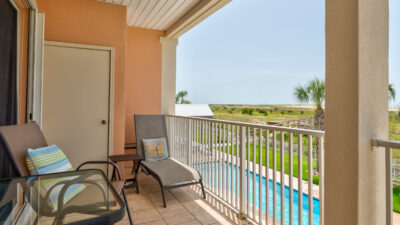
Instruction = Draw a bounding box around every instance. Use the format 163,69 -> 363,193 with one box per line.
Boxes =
101,120 -> 107,125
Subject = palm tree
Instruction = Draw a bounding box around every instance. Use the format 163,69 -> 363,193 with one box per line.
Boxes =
389,84 -> 396,102
294,78 -> 325,130
175,91 -> 191,104
294,79 -> 396,172
294,78 -> 325,173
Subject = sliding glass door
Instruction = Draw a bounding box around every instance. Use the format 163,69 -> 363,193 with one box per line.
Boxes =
0,0 -> 18,126
0,0 -> 18,182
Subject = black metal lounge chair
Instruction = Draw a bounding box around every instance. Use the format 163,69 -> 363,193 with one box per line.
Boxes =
0,123 -> 133,225
134,115 -> 206,208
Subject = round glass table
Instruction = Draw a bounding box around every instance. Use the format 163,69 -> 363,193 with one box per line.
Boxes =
0,169 -> 125,225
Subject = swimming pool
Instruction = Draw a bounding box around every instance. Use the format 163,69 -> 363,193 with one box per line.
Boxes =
200,162 -> 320,225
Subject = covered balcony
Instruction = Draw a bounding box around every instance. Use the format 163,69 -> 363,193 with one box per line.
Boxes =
0,0 -> 398,225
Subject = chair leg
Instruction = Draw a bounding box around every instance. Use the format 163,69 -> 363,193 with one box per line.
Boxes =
121,188 -> 133,225
133,163 -> 140,194
159,183 -> 167,208
111,167 -> 116,181
199,179 -> 206,199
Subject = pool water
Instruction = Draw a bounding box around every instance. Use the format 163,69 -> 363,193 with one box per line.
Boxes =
199,162 -> 320,225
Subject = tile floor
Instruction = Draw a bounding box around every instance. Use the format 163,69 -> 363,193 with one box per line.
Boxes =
115,170 -> 250,225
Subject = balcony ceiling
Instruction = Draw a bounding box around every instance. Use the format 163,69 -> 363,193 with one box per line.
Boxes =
98,0 -> 200,31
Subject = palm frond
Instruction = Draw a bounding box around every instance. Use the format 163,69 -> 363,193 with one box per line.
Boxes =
308,78 -> 325,107
294,85 -> 309,103
389,84 -> 396,102
176,90 -> 190,104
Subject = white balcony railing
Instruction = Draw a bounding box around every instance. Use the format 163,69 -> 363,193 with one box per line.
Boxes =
166,115 -> 325,225
372,139 -> 400,225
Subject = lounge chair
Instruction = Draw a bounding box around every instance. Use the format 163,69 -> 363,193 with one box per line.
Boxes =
134,115 -> 206,207
0,123 -> 133,225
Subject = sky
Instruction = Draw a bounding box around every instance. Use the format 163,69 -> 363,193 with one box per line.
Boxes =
176,0 -> 400,107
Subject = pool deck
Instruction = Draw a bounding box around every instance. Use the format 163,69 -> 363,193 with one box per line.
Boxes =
394,212 -> 400,224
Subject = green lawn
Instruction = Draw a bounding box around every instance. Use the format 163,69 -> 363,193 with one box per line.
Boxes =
222,143 -> 319,185
394,187 -> 400,213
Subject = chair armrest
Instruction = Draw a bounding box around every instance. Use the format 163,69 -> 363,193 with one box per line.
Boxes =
42,172 -> 108,218
43,172 -> 94,203
76,161 -> 123,181
56,179 -> 107,216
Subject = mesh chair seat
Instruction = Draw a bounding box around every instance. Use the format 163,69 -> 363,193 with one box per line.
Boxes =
141,158 -> 200,186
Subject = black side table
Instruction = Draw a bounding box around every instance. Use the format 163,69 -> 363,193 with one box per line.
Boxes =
109,153 -> 143,193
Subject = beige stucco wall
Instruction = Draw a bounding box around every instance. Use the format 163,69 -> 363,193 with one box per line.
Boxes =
160,37 -> 178,115
160,37 -> 178,114
325,0 -> 389,224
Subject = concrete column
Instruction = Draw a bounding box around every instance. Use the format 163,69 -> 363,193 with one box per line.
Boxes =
160,37 -> 178,115
325,0 -> 389,224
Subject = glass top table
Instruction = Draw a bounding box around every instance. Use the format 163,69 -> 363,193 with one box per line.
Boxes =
0,169 -> 125,225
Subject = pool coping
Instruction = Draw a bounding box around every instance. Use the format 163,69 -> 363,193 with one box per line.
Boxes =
207,152 -> 321,199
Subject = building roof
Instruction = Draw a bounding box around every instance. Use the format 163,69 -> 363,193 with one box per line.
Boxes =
175,104 -> 214,118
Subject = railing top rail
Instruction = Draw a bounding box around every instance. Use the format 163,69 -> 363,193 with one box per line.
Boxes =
372,139 -> 400,149
166,114 -> 325,137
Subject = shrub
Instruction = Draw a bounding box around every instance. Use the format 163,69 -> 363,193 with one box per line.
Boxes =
241,108 -> 254,115
258,109 -> 266,114
270,110 -> 273,113
248,109 -> 254,115
288,110 -> 293,114
263,112 -> 268,116
301,110 -> 304,115
281,111 -> 285,115
275,107 -> 278,111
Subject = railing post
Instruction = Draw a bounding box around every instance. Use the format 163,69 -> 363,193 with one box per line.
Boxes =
238,126 -> 247,220
188,119 -> 192,167
209,121 -> 213,189
319,136 -> 324,225
171,117 -> 175,158
371,138 -> 400,225
386,146 -> 393,225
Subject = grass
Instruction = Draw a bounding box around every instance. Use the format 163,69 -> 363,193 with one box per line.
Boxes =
212,107 -> 314,125
394,187 -> 400,213
222,143 -> 319,185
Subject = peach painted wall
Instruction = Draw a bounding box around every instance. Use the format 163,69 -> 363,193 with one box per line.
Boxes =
125,27 -> 164,143
37,0 -> 127,155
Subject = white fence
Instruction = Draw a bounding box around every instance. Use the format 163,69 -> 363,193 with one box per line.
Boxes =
392,161 -> 400,183
166,115 -> 325,225
372,139 -> 400,225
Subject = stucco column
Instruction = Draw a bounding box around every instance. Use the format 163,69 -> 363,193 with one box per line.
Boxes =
160,37 -> 178,115
325,0 -> 388,225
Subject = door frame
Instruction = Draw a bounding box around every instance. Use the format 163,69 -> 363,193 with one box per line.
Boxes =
42,41 -> 115,156
8,0 -> 20,124
27,12 -> 44,127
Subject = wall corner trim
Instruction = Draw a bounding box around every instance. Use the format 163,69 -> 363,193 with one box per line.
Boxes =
160,37 -> 178,46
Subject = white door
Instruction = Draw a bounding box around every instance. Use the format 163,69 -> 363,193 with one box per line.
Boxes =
42,41 -> 113,168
